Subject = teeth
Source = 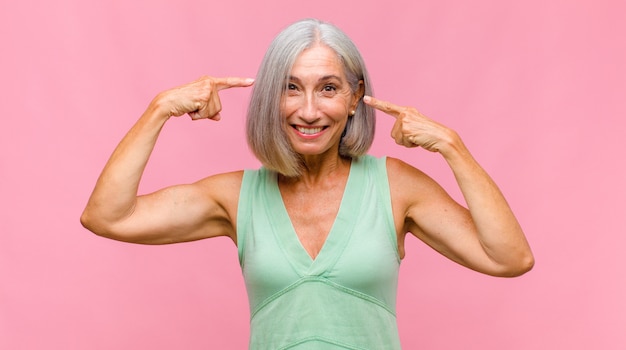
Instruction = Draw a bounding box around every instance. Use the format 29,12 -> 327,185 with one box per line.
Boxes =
296,126 -> 323,135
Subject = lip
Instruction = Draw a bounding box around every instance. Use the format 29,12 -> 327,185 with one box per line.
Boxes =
292,125 -> 328,138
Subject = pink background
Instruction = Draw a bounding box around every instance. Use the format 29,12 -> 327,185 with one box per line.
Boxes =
1,0 -> 624,349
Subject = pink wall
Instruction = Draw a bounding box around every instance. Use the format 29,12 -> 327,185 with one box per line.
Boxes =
1,0 -> 624,349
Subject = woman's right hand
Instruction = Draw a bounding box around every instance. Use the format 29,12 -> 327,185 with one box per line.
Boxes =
153,76 -> 255,121
81,75 -> 254,244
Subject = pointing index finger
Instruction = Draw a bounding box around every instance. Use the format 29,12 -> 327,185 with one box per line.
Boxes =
216,77 -> 255,91
363,95 -> 404,118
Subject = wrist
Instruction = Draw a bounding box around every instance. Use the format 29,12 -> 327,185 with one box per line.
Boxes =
438,129 -> 463,155
438,130 -> 476,165
145,93 -> 174,122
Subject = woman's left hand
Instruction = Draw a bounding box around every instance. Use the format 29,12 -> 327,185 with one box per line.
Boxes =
363,95 -> 456,154
365,95 -> 534,276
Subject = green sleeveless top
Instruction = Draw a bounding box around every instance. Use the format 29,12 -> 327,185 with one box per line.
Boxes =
237,155 -> 402,349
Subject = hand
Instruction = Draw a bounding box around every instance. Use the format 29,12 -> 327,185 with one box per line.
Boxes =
155,76 -> 254,121
364,95 -> 456,153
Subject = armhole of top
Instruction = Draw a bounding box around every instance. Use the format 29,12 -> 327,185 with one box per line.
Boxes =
376,156 -> 401,262
237,169 -> 254,267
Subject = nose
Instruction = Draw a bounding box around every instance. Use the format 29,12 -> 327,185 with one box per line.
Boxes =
299,94 -> 320,124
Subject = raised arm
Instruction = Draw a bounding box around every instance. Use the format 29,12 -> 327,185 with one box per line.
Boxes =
80,76 -> 254,244
364,95 -> 534,277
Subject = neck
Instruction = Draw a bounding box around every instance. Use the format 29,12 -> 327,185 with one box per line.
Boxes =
281,153 -> 351,188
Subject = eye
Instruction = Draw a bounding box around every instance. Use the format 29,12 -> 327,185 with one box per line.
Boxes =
321,84 -> 338,97
284,83 -> 299,96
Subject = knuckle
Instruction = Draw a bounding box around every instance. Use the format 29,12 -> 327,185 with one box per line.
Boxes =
399,107 -> 415,119
206,79 -> 216,90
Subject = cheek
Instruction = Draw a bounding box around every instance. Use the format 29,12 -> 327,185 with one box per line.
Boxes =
280,98 -> 296,117
320,97 -> 351,116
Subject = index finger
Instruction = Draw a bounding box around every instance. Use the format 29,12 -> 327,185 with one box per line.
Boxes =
215,77 -> 255,91
363,95 -> 404,118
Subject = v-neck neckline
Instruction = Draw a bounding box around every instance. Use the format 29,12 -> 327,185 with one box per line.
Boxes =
264,158 -> 365,276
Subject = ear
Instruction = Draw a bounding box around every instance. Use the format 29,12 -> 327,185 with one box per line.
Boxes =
351,80 -> 365,111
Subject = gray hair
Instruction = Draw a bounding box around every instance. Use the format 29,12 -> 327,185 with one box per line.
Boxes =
246,18 -> 375,177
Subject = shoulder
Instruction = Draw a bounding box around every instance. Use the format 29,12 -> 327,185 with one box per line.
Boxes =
385,156 -> 444,207
385,156 -> 429,183
193,170 -> 245,212
184,171 -> 245,241
195,170 -> 244,193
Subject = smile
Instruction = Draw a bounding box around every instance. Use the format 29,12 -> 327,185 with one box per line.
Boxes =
295,126 -> 325,135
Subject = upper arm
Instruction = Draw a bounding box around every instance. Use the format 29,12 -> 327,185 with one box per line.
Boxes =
387,158 -> 493,272
94,171 -> 243,245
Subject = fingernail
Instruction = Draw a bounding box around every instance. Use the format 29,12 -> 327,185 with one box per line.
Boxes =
363,95 -> 371,103
245,78 -> 255,84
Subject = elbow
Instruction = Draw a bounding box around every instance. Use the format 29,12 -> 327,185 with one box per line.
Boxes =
80,208 -> 105,237
80,208 -> 154,244
80,208 -> 117,240
519,253 -> 535,275
496,252 -> 535,277
80,209 -> 95,232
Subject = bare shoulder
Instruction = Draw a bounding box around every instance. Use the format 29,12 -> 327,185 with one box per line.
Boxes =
162,170 -> 245,244
385,157 -> 441,197
194,170 -> 244,216
385,156 -> 454,229
195,170 -> 244,192
385,156 -> 419,177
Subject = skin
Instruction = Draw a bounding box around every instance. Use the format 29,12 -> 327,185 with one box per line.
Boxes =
365,96 -> 534,275
278,45 -> 363,259
81,44 -> 534,277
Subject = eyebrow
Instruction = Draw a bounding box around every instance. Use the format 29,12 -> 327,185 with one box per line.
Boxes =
288,75 -> 343,83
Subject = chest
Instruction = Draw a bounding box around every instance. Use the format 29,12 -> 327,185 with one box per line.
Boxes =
240,168 -> 401,309
279,184 -> 345,260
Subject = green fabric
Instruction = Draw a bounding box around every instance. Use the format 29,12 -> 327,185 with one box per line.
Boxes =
237,155 -> 401,349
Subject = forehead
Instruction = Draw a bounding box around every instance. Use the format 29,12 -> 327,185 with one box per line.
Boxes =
290,45 -> 345,78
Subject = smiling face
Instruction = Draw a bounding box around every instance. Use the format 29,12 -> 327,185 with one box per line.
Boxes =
281,45 -> 363,160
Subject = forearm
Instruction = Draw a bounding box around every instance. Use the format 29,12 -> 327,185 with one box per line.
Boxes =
81,101 -> 169,231
441,133 -> 534,274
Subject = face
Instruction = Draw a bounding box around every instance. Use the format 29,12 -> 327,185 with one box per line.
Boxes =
281,45 -> 363,158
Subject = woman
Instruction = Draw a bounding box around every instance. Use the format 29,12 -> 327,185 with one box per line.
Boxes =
81,19 -> 533,349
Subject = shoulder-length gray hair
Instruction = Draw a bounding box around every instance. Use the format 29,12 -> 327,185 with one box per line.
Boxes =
246,18 -> 375,177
